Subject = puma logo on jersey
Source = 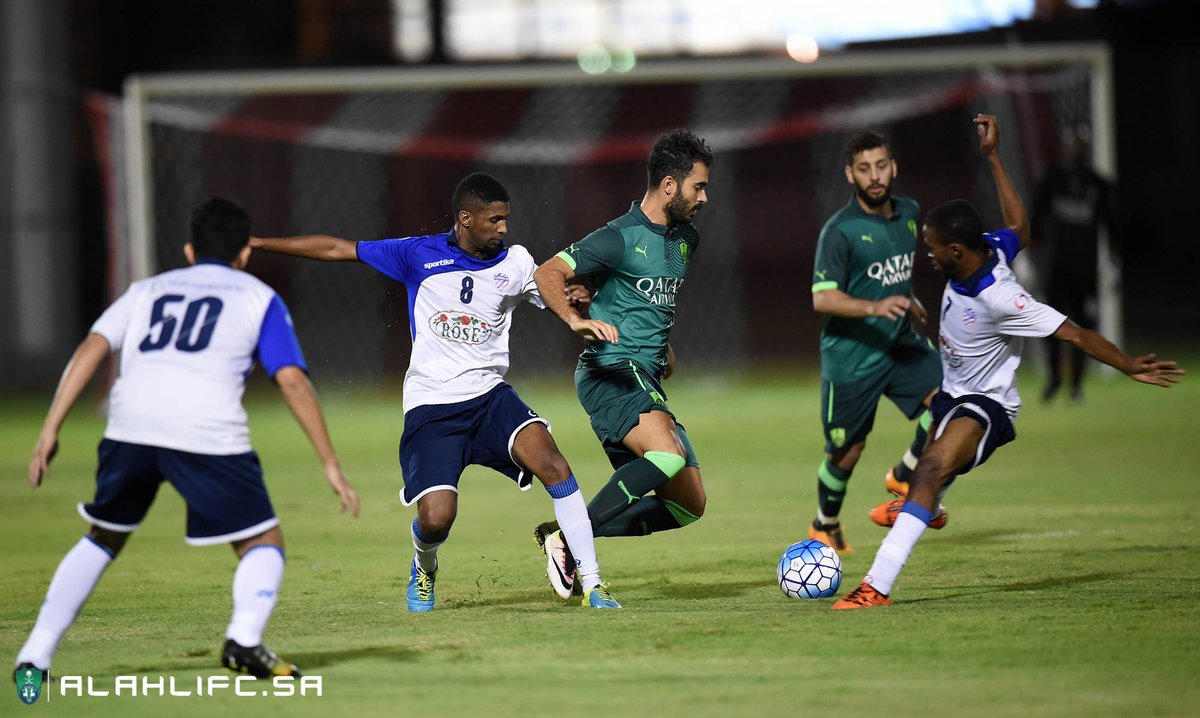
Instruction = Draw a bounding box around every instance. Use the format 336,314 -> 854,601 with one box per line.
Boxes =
634,245 -> 649,258
815,270 -> 827,281
860,234 -> 874,243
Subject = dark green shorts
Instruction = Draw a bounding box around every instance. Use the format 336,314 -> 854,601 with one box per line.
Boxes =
821,332 -> 941,453
574,361 -> 699,470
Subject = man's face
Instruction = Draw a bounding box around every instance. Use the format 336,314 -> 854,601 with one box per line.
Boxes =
666,162 -> 709,225
845,147 -> 895,209
459,201 -> 509,258
923,225 -> 957,277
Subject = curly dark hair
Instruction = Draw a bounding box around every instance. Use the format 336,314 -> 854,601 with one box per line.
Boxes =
843,130 -> 891,165
452,172 -> 510,215
646,128 -> 713,190
925,199 -> 985,251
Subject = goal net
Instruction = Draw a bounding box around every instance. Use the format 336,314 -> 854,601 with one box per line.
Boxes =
96,44 -> 1114,388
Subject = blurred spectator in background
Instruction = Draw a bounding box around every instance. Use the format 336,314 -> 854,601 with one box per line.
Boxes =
1032,124 -> 1117,403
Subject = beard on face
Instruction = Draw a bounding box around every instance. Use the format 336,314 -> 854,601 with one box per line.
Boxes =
855,180 -> 891,209
666,191 -> 699,225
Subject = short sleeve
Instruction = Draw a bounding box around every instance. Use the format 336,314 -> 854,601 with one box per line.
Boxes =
357,238 -> 412,283
812,225 -> 851,293
984,229 -> 1021,262
992,284 -> 1067,338
90,286 -> 138,352
556,226 -> 625,275
256,294 -> 308,377
512,246 -> 545,309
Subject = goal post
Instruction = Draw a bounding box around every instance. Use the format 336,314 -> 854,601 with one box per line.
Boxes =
110,42 -> 1116,384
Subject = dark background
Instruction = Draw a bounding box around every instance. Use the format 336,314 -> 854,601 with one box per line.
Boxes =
1,0 -> 1195,390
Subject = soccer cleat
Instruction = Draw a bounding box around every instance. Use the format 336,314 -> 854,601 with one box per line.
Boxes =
869,499 -> 948,530
407,559 -> 437,612
534,521 -> 580,598
221,639 -> 301,678
582,582 -> 622,609
809,519 -> 853,554
831,581 -> 891,610
884,467 -> 910,498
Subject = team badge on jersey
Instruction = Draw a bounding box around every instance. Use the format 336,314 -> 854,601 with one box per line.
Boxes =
430,311 -> 493,345
962,307 -> 977,326
493,272 -> 510,291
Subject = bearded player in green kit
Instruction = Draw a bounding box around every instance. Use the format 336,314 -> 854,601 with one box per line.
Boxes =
532,129 -> 712,599
808,130 -> 943,554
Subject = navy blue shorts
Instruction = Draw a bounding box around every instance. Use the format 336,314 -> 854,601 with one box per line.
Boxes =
929,391 -> 1016,475
398,383 -> 549,505
79,439 -> 278,545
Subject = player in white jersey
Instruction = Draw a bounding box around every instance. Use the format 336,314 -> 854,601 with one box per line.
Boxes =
14,199 -> 360,691
833,115 -> 1183,610
250,173 -> 620,611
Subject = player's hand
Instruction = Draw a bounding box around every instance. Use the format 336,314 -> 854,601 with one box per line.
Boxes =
1125,353 -> 1185,387
871,295 -> 911,321
975,113 -> 999,157
663,344 -> 676,381
908,295 -> 928,324
325,464 -> 361,517
565,283 -> 591,307
28,432 -> 59,488
570,318 -> 619,343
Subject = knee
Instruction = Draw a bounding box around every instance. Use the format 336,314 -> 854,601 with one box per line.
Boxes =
535,453 -> 573,487
830,441 -> 866,468
88,526 -> 129,557
418,504 -> 457,538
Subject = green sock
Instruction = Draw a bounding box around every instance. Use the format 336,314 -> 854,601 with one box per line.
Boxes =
587,457 -> 670,530
593,497 -> 687,537
586,452 -> 684,531
817,459 -> 852,522
893,410 -> 930,483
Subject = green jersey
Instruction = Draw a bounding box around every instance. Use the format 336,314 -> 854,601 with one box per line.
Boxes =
556,201 -> 699,376
811,194 -> 922,383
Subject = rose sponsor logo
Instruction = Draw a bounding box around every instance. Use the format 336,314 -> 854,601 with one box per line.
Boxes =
430,311 -> 493,344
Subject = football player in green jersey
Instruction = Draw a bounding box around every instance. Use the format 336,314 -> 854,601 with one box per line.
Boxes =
532,129 -> 712,598
808,130 -> 942,554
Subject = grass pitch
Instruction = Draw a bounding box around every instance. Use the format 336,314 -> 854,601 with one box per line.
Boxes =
2,367 -> 1198,717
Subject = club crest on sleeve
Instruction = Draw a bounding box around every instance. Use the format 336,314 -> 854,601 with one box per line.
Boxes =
429,311 -> 493,345
1014,293 -> 1028,310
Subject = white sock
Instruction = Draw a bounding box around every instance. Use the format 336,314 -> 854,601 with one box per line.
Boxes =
817,510 -> 839,525
864,512 -> 929,596
17,537 -> 114,669
548,479 -> 601,592
410,519 -> 443,574
902,449 -> 919,470
225,545 -> 284,647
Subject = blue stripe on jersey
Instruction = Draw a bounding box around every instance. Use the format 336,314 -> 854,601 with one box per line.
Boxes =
357,232 -> 511,338
949,252 -> 999,297
985,228 -> 1021,261
256,294 -> 307,377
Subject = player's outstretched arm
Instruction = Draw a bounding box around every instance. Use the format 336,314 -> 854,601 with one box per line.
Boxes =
1054,321 -> 1184,387
273,366 -> 361,516
250,235 -> 359,262
976,113 -> 1030,251
29,333 -> 110,488
534,255 -> 619,343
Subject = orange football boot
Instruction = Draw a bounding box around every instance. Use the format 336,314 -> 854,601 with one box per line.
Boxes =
831,581 -> 891,610
808,519 -> 853,555
869,499 -> 948,530
884,467 -> 910,498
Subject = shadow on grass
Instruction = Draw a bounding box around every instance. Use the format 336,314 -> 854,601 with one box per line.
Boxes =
103,644 -> 417,677
899,571 -> 1120,605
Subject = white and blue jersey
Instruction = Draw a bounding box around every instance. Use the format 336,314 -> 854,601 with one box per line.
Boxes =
936,229 -> 1067,421
356,232 -> 543,413
90,260 -> 306,455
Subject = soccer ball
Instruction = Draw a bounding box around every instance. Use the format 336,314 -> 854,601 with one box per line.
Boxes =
777,539 -> 842,599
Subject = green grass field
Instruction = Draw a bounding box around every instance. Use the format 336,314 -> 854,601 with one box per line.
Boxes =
3,367 -> 1199,717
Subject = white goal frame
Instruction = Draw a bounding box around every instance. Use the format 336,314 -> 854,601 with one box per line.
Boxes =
122,41 -> 1119,347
